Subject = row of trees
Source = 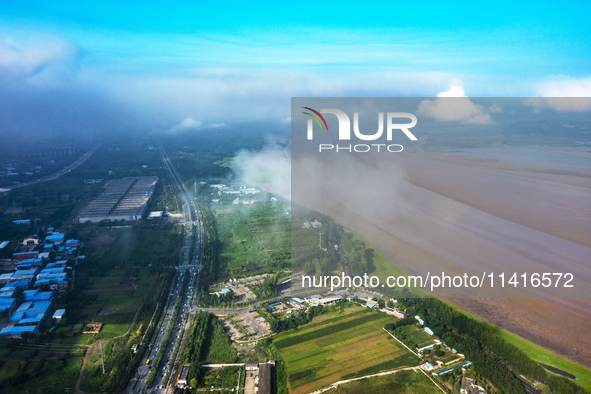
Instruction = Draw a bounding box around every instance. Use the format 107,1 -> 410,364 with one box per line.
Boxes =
396,293 -> 585,394
180,311 -> 211,388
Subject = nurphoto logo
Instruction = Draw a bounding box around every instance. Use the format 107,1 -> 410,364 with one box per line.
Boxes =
303,107 -> 418,153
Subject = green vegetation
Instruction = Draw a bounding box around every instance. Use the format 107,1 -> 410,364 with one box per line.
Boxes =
214,201 -> 291,280
342,232 -> 429,297
274,307 -> 420,394
291,205 -> 343,276
398,292 -> 588,394
79,272 -> 173,392
335,369 -> 439,394
274,311 -> 386,349
204,318 -> 238,363
448,302 -> 591,392
0,357 -> 83,394
251,272 -> 289,300
389,325 -> 434,350
201,366 -> 243,391
176,311 -> 238,389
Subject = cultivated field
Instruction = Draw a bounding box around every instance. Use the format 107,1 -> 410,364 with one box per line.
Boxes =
334,369 -> 438,394
274,308 -> 421,394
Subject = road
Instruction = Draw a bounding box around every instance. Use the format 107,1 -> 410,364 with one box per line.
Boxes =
3,143 -> 102,190
128,143 -> 204,393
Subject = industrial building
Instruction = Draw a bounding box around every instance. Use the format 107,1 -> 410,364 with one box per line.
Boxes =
244,362 -> 274,394
177,365 -> 189,388
76,176 -> 158,223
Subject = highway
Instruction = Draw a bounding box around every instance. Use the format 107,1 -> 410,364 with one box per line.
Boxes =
128,143 -> 204,393
3,142 -> 101,191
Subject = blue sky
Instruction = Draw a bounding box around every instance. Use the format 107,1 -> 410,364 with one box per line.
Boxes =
0,1 -> 590,137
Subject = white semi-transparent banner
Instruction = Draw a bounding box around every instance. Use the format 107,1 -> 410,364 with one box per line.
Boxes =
290,97 -> 591,307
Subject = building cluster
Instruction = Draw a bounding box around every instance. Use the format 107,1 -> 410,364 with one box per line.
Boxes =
208,182 -> 262,204
413,315 -> 434,336
302,220 -> 323,229
303,294 -> 343,306
209,182 -> 261,195
76,176 -> 158,223
0,288 -> 65,337
0,162 -> 43,180
0,228 -> 74,337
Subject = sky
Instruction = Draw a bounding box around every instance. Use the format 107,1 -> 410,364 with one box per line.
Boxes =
0,0 -> 590,140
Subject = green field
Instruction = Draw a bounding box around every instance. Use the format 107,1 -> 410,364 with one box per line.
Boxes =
215,202 -> 290,279
0,358 -> 83,394
394,325 -> 435,348
274,308 -> 421,394
334,369 -> 438,394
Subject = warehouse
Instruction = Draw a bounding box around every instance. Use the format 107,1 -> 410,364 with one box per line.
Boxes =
76,176 -> 158,223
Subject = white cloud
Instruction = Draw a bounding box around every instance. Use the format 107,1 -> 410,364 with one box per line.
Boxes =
436,79 -> 467,97
526,76 -> 591,112
417,80 -> 492,124
230,146 -> 291,200
0,35 -> 78,79
488,103 -> 503,113
204,122 -> 228,129
168,117 -> 202,133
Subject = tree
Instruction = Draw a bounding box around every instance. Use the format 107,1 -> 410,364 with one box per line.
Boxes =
377,299 -> 385,309
190,378 -> 197,388
302,260 -> 314,274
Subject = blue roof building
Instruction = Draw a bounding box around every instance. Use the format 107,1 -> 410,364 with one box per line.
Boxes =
24,290 -> 53,302
0,326 -> 36,336
46,233 -> 65,242
46,261 -> 67,269
10,301 -> 52,326
0,298 -> 16,312
11,280 -> 33,288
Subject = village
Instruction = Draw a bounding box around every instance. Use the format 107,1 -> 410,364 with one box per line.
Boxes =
0,227 -> 79,337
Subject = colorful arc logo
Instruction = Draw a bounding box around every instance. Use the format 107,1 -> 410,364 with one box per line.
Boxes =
302,107 -> 329,131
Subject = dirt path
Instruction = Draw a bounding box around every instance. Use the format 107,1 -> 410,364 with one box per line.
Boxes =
75,343 -> 95,394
